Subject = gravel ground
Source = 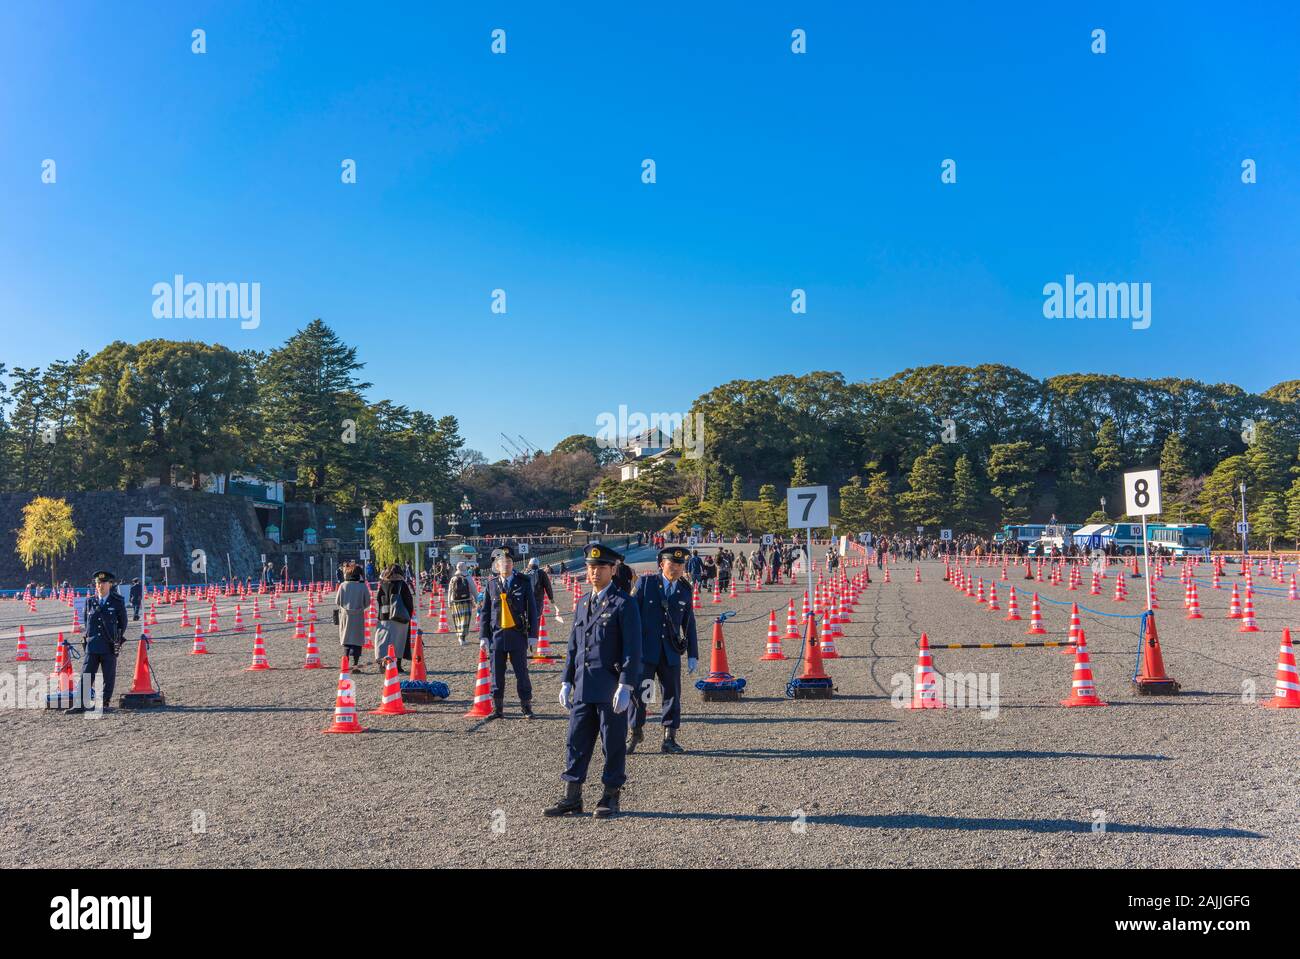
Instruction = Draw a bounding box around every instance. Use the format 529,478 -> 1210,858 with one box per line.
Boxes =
1,554 -> 1295,868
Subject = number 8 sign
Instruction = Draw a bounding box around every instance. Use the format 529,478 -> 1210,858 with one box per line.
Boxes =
398,502 -> 434,543
1123,469 -> 1162,517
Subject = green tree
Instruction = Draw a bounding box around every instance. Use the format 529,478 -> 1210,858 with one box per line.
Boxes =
1253,491 -> 1289,549
1245,420 -> 1293,493
16,496 -> 80,586
898,444 -> 948,528
987,442 -> 1044,525
862,471 -> 896,532
951,454 -> 981,532
1285,476 -> 1300,547
1159,433 -> 1193,521
258,320 -> 370,503
81,340 -> 258,489
757,483 -> 783,532
790,455 -> 810,488
1200,455 -> 1251,546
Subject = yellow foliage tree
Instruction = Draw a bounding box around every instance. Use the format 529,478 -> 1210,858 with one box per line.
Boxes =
16,497 -> 80,586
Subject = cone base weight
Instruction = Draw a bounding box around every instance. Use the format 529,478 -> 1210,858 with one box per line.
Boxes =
120,691 -> 165,709
1133,678 -> 1180,695
789,678 -> 833,699
700,687 -> 741,702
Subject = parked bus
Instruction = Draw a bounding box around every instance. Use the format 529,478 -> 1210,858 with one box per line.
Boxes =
1148,523 -> 1213,557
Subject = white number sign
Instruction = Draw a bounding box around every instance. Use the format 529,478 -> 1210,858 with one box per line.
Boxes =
124,517 -> 165,556
786,485 -> 829,529
762,534 -> 774,546
940,529 -> 953,541
1123,469 -> 1162,517
398,502 -> 434,543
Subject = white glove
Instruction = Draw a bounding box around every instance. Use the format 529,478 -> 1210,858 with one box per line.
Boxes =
688,657 -> 698,675
479,638 -> 488,651
553,613 -> 564,624
612,683 -> 633,713
559,682 -> 574,710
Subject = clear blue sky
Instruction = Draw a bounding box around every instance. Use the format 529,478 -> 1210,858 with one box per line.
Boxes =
3,1 -> 1298,460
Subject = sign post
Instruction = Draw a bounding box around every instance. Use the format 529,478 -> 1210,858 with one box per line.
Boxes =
787,485 -> 829,612
124,516 -> 165,589
1123,469 -> 1162,610
398,502 -> 434,606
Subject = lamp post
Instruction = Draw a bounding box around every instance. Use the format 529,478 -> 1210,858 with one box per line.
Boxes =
596,492 -> 607,536
1099,496 -> 1106,518
1239,481 -> 1248,557
361,502 -> 371,562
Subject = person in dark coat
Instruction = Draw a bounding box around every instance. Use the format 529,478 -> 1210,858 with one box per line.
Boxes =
128,578 -> 143,621
525,557 -> 556,619
374,565 -> 414,672
67,570 -> 128,714
479,545 -> 539,719
544,543 -> 641,819
629,546 -> 699,754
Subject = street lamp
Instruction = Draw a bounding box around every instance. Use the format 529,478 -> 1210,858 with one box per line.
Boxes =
1239,481 -> 1248,557
1099,496 -> 1106,518
470,513 -> 480,540
361,502 -> 371,561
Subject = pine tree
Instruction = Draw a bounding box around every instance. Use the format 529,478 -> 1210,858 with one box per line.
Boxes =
1159,433 -> 1192,521
987,442 -> 1044,525
1245,420 -> 1294,493
951,454 -> 981,532
1200,455 -> 1250,545
898,444 -> 949,528
259,320 -> 370,503
790,455 -> 810,488
862,471 -> 896,532
1285,477 -> 1300,548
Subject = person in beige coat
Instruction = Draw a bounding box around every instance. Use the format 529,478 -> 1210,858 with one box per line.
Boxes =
335,562 -> 371,669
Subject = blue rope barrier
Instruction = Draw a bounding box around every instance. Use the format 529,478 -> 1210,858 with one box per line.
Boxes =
1034,593 -> 1145,619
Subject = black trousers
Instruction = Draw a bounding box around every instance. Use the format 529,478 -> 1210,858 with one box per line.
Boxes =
631,656 -> 682,730
83,651 -> 117,705
563,701 -> 628,787
491,648 -> 533,703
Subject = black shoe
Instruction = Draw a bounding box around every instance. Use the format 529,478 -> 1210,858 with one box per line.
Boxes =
488,697 -> 505,720
64,706 -> 87,715
543,782 -> 584,817
520,700 -> 534,720
661,729 -> 685,754
627,726 -> 644,753
593,788 -> 621,819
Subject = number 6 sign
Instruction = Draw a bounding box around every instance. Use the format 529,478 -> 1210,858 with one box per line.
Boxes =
124,516 -> 165,555
397,502 -> 434,543
786,485 -> 829,529
1123,469 -> 1162,517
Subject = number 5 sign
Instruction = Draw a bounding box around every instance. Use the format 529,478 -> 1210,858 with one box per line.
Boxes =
398,503 -> 434,543
787,485 -> 829,529
124,516 -> 165,555
1123,469 -> 1162,517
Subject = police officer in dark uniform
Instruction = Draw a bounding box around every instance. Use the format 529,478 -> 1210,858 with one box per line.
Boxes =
629,545 -> 699,754
478,544 -> 539,720
544,544 -> 642,819
68,570 -> 128,714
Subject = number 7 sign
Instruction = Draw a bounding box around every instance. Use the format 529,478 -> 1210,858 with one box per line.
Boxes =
1123,469 -> 1162,517
786,486 -> 829,529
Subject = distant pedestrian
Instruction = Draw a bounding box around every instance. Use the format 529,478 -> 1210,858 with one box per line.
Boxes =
374,564 -> 414,672
447,562 -> 478,646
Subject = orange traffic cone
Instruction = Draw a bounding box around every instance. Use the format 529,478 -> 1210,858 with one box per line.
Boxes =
906,633 -> 945,709
1060,629 -> 1106,707
1133,611 -> 1179,694
303,621 -> 322,669
322,656 -> 364,733
436,597 -> 450,634
370,645 -> 409,715
14,625 -> 31,662
1238,591 -> 1259,632
987,581 -> 1000,612
914,566 -> 921,583
788,617 -> 832,698
762,610 -> 785,660
1005,586 -> 1021,621
190,622 -> 208,655
531,615 -> 557,663
1261,628 -> 1300,708
464,644 -> 493,718
1063,602 -> 1081,655
245,623 -> 269,671
785,598 -> 799,639
1185,582 -> 1202,620
1227,582 -> 1242,618
698,617 -> 745,701
1026,593 -> 1046,634
120,631 -> 165,708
